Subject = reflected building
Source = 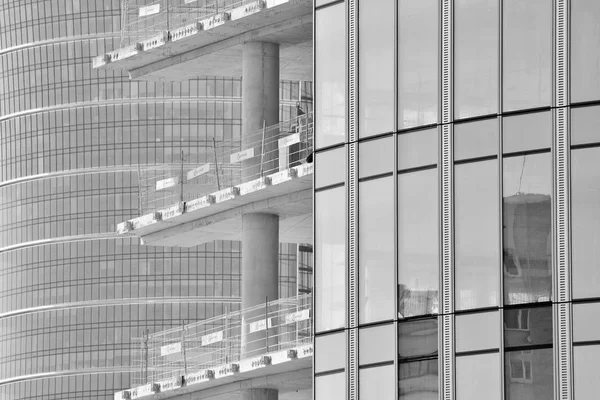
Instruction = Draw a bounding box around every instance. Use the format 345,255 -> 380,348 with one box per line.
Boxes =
0,1 -> 305,399
313,0 -> 600,399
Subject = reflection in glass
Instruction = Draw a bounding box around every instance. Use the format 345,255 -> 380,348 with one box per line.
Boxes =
503,153 -> 552,305
457,353 -> 501,400
503,112 -> 552,154
315,147 -> 345,189
572,0 -> 600,102
454,118 -> 498,161
398,319 -> 438,360
572,148 -> 600,298
398,0 -> 439,129
454,0 -> 498,119
455,160 -> 499,310
359,178 -> 394,323
398,128 -> 438,171
399,359 -> 439,400
398,169 -> 439,318
503,0 -> 552,111
359,0 -> 394,137
359,365 -> 395,400
315,187 -> 346,332
504,306 -> 552,348
315,332 -> 346,373
359,136 -> 394,178
456,311 -> 500,352
574,345 -> 600,399
505,349 -> 553,400
315,4 -> 345,149
315,372 -> 346,400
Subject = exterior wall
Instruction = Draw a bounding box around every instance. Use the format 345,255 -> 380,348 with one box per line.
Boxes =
313,0 -> 600,399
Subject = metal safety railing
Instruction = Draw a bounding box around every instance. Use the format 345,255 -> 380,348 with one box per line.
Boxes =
131,294 -> 312,386
138,112 -> 313,215
120,0 -> 268,47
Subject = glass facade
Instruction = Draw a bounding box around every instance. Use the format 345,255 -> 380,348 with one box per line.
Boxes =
0,1 -> 304,399
314,0 -> 600,398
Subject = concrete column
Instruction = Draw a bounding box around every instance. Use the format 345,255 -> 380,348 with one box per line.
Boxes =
241,388 -> 278,400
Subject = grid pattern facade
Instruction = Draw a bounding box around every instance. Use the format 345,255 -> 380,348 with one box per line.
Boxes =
0,1 -> 305,399
314,0 -> 600,399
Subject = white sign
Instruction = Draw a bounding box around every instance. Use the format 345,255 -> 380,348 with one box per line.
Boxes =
202,331 -> 223,346
231,0 -> 265,20
129,384 -> 153,399
201,12 -> 230,30
187,163 -> 211,181
294,163 -> 313,178
285,309 -> 310,324
157,378 -> 181,392
240,355 -> 271,372
269,168 -> 296,185
296,344 -> 313,359
213,187 -> 239,203
270,349 -> 293,365
186,195 -> 215,212
156,176 -> 179,191
185,370 -> 214,386
160,342 -> 182,356
237,177 -> 270,196
278,133 -> 300,148
184,0 -> 197,3
215,363 -> 239,378
248,318 -> 272,334
130,213 -> 159,230
139,4 -> 160,17
230,148 -> 255,163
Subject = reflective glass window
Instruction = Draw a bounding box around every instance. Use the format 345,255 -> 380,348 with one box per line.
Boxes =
572,0 -> 600,102
454,118 -> 498,161
571,106 -> 600,146
398,0 -> 439,129
572,148 -> 600,298
360,365 -> 395,400
574,345 -> 600,399
502,0 -> 552,111
315,187 -> 346,332
315,147 -> 345,189
315,372 -> 345,400
454,0 -> 498,119
315,332 -> 346,373
573,302 -> 600,342
455,160 -> 499,310
359,136 -> 394,178
504,348 -> 553,400
359,0 -> 394,137
503,153 -> 552,305
503,112 -> 551,154
398,319 -> 438,360
315,4 -> 345,148
398,169 -> 439,318
504,306 -> 552,348
398,359 -> 439,400
456,311 -> 500,352
359,177 -> 395,323
398,128 -> 438,170
456,353 -> 501,400
359,323 -> 395,365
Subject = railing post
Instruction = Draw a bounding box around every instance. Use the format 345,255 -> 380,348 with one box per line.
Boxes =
224,307 -> 229,363
265,296 -> 269,353
181,320 -> 188,376
259,120 -> 266,177
212,138 -> 221,190
143,328 -> 149,383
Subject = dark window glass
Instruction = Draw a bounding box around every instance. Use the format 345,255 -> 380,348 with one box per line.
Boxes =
505,349 -> 553,400
503,153 -> 552,305
398,319 -> 438,360
504,306 -> 552,348
455,160 -> 499,310
572,0 -> 600,102
454,118 -> 498,161
398,359 -> 439,399
398,169 -> 438,318
572,148 -> 600,298
456,353 -> 501,400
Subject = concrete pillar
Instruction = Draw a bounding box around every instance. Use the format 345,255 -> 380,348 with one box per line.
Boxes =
241,388 -> 278,400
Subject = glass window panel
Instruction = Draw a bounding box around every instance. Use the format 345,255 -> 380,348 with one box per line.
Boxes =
573,302 -> 600,342
359,177 -> 394,323
315,187 -> 346,332
398,169 -> 439,318
504,306 -> 552,348
359,136 -> 394,178
315,147 -> 345,189
454,0 -> 498,119
315,4 -> 345,149
315,372 -> 345,400
503,112 -> 551,154
359,365 -> 395,400
454,118 -> 498,161
456,311 -> 500,352
571,0 -> 600,102
398,359 -> 438,400
574,345 -> 600,399
398,0 -> 439,129
571,106 -> 600,146
456,353 -> 501,400
503,153 -> 552,305
398,319 -> 438,360
359,0 -> 394,137
455,160 -> 499,310
398,128 -> 438,170
359,323 -> 395,365
502,0 -> 552,111
315,332 -> 345,373
504,349 -> 553,400
572,148 -> 600,298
